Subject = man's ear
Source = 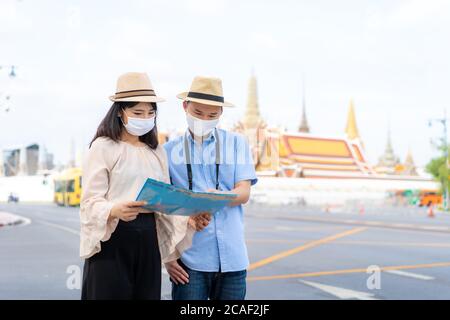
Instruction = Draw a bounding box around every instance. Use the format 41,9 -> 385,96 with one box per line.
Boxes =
183,101 -> 189,111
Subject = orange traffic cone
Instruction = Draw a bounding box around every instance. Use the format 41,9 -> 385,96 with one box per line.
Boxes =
427,204 -> 435,218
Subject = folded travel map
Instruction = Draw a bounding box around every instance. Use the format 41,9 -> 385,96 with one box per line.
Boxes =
135,178 -> 237,216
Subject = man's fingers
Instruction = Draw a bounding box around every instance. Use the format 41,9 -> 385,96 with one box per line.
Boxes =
201,217 -> 210,223
199,218 -> 210,226
201,213 -> 212,221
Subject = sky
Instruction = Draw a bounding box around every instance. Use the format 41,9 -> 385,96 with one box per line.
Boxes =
1,0 -> 450,167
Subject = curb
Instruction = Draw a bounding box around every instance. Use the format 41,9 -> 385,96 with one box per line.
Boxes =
0,212 -> 30,228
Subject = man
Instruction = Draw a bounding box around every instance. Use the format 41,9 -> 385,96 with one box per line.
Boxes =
164,76 -> 258,300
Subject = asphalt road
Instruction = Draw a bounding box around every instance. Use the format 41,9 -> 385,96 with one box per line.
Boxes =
1,202 -> 450,300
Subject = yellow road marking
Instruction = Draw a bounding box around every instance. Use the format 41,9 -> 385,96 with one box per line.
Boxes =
246,239 -> 450,248
247,261 -> 450,281
248,227 -> 367,271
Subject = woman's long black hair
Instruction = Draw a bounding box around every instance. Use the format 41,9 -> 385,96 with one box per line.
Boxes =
89,101 -> 158,149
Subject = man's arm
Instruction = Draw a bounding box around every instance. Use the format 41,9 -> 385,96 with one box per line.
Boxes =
208,180 -> 252,207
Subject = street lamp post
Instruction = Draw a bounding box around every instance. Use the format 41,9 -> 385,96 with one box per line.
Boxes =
429,110 -> 450,211
0,65 -> 16,78
0,65 -> 16,113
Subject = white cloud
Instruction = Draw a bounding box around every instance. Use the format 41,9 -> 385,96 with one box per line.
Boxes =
368,0 -> 450,29
66,5 -> 81,31
0,0 -> 32,33
183,0 -> 227,15
248,32 -> 280,50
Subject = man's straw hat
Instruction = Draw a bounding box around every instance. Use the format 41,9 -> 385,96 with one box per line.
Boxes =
177,76 -> 234,107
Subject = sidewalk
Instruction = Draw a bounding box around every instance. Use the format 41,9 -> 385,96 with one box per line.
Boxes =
0,211 -> 30,228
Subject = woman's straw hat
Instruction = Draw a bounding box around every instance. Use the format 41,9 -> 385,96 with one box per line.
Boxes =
110,72 -> 165,103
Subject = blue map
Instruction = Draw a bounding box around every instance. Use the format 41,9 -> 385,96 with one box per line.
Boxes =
135,178 -> 237,216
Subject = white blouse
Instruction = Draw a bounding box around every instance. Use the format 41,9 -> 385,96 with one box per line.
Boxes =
79,136 -> 194,262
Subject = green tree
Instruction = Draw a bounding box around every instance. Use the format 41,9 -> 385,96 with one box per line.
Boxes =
426,155 -> 448,194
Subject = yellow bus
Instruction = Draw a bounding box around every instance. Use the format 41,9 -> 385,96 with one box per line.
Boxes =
54,167 -> 82,206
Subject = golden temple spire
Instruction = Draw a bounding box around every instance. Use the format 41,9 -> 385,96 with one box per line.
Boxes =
345,99 -> 360,140
298,81 -> 310,133
405,148 -> 415,166
243,72 -> 263,129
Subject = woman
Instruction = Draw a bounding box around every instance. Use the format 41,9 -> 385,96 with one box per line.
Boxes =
80,72 -> 210,300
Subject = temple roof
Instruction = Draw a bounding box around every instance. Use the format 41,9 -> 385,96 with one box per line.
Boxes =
276,132 -> 375,178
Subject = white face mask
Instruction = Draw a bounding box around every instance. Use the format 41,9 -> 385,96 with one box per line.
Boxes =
121,109 -> 155,136
186,112 -> 219,137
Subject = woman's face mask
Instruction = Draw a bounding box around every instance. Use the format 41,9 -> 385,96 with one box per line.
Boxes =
121,108 -> 155,136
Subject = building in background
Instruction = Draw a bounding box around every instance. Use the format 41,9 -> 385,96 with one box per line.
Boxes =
233,74 -> 435,206
0,143 -> 54,177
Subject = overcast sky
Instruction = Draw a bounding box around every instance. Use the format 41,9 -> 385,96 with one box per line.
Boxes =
1,0 -> 450,167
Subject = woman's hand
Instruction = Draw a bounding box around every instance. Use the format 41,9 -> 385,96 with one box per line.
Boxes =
110,201 -> 149,222
165,260 -> 189,285
188,212 -> 211,231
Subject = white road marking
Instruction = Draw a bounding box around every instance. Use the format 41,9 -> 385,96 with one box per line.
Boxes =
275,226 -> 295,231
420,226 -> 450,231
299,280 -> 379,300
385,270 -> 434,280
37,220 -> 80,236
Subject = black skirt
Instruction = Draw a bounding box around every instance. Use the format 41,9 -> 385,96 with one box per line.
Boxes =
81,213 -> 161,300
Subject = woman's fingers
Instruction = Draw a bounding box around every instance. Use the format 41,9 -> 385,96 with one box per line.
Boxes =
168,268 -> 189,284
172,272 -> 188,284
123,208 -> 143,214
126,201 -> 147,207
173,265 -> 189,282
173,261 -> 189,278
122,216 -> 137,222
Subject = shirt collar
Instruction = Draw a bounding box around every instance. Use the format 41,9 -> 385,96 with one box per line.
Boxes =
186,129 -> 217,144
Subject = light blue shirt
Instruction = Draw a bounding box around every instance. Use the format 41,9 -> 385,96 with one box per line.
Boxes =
164,128 -> 257,272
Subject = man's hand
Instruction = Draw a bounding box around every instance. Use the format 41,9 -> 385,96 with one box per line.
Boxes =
207,181 -> 251,207
165,260 -> 189,285
188,212 -> 211,231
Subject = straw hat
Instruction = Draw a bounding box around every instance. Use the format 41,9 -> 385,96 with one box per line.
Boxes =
109,72 -> 165,103
177,76 -> 234,107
